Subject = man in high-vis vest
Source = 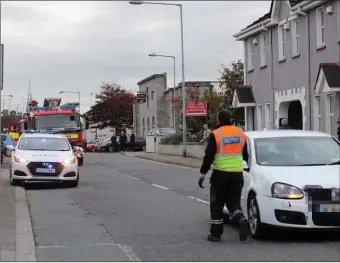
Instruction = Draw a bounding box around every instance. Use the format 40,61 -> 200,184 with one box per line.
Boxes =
198,109 -> 249,242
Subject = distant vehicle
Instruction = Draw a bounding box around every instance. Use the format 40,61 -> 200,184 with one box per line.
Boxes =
148,128 -> 176,137
1,134 -> 16,157
223,130 -> 340,238
9,132 -> 79,187
87,140 -> 98,152
95,138 -> 111,152
107,136 -> 146,152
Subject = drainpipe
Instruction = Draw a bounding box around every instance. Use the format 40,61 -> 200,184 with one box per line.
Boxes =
270,27 -> 275,128
307,11 -> 311,130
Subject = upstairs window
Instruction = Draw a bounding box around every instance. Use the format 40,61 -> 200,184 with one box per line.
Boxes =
146,87 -> 149,108
260,32 -> 267,67
316,6 -> 325,48
151,91 -> 154,100
247,39 -> 254,71
278,26 -> 285,61
292,20 -> 300,57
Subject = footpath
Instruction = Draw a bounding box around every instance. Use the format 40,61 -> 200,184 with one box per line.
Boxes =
125,152 -> 202,169
0,160 -> 36,262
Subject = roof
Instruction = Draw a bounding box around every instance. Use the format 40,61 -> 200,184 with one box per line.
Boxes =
21,133 -> 65,138
137,73 -> 166,86
245,130 -> 332,139
241,0 -> 303,31
235,85 -> 255,103
33,109 -> 78,116
319,63 -> 340,88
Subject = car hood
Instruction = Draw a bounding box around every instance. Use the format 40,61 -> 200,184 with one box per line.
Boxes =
15,150 -> 74,162
259,165 -> 340,189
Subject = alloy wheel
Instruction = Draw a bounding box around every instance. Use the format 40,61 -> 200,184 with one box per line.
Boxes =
248,198 -> 258,235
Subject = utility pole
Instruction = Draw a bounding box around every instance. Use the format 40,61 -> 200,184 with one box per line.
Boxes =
0,44 -> 4,133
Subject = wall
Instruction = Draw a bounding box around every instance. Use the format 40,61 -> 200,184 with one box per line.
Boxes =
157,144 -> 204,159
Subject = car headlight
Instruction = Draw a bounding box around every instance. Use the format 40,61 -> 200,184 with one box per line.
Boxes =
14,155 -> 28,164
271,183 -> 304,199
63,156 -> 77,165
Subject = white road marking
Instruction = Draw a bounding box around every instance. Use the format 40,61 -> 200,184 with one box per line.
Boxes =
131,176 -> 141,181
188,196 -> 209,204
88,161 -> 95,164
151,184 -> 169,190
37,243 -> 118,249
116,244 -> 141,261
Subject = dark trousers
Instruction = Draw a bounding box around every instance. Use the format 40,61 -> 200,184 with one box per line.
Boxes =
120,143 -> 126,151
210,170 -> 245,237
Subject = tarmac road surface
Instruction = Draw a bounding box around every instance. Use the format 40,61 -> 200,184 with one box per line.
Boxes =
24,152 -> 340,261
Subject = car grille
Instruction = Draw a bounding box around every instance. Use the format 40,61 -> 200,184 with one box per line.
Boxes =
309,188 -> 340,226
27,162 -> 64,176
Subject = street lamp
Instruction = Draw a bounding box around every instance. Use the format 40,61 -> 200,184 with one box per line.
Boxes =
59,91 -> 81,113
130,1 -> 187,157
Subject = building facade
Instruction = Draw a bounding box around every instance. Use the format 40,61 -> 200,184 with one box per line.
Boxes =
133,72 -> 221,137
232,0 -> 340,137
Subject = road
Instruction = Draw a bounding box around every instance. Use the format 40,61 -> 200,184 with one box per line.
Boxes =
24,153 -> 340,261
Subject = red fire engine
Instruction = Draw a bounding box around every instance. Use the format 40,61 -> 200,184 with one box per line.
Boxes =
8,98 -> 89,165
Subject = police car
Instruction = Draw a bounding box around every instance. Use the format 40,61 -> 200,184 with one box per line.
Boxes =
9,131 -> 79,187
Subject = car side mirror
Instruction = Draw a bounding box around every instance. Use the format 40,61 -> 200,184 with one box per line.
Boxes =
243,161 -> 250,172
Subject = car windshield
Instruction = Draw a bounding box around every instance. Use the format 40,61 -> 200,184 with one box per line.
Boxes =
18,137 -> 71,151
35,114 -> 80,130
255,136 -> 340,166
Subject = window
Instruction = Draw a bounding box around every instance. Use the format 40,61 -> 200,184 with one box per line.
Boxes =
325,94 -> 335,135
146,87 -> 149,108
247,39 -> 253,71
260,33 -> 266,67
257,105 -> 263,130
151,91 -> 154,100
147,117 -> 150,133
292,20 -> 300,56
316,6 -> 325,48
142,118 -> 145,137
278,26 -> 285,60
152,116 -> 155,128
314,96 -> 321,131
265,103 -> 271,129
18,137 -> 70,151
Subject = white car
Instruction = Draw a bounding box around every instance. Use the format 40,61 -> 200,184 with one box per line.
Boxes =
9,133 -> 79,187
224,130 -> 340,238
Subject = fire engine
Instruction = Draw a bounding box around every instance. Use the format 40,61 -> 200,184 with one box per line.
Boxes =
8,98 -> 89,165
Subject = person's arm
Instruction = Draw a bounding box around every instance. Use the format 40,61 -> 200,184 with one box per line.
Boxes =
200,133 -> 216,175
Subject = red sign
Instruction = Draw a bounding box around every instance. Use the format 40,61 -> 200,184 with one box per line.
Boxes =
185,102 -> 208,117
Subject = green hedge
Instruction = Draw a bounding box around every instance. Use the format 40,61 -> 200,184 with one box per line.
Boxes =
160,132 -> 203,145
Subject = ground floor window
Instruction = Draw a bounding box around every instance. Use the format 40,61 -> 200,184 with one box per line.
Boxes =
257,105 -> 263,130
314,96 -> 322,131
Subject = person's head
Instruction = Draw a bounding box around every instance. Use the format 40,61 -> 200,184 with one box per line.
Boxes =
281,118 -> 288,126
132,130 -> 134,134
217,109 -> 232,126
337,117 -> 340,124
203,124 -> 208,130
121,131 -> 124,135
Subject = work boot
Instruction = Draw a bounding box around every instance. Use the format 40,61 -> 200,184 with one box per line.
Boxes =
238,218 -> 250,241
207,235 -> 221,242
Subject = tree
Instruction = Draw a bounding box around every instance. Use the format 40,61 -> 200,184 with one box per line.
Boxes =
219,60 -> 245,125
203,89 -> 222,129
86,82 -> 136,130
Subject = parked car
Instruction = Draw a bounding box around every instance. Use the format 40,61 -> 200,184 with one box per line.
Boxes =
1,134 -> 16,157
103,136 -> 146,152
148,128 -> 176,137
87,140 -> 98,152
223,130 -> 340,238
95,138 -> 111,152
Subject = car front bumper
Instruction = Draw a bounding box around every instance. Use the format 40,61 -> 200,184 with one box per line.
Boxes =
11,161 -> 78,182
256,195 -> 340,229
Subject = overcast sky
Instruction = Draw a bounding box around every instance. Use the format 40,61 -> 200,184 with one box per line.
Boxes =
1,0 -> 270,113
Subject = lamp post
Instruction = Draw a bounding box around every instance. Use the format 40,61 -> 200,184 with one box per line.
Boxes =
59,91 -> 81,113
130,1 -> 187,157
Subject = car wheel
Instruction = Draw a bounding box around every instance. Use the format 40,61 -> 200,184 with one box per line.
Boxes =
247,195 -> 265,239
5,148 -> 11,157
68,173 -> 79,188
108,146 -> 113,153
78,157 -> 84,166
91,147 -> 96,153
